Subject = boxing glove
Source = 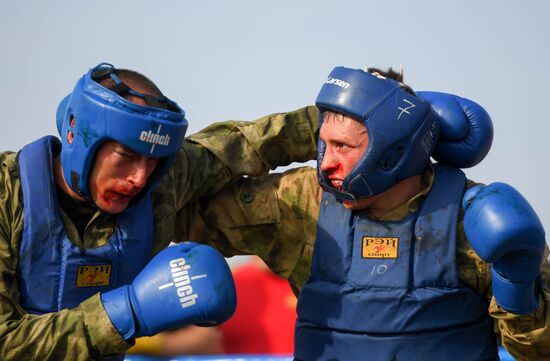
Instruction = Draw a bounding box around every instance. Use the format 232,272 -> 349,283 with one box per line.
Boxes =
101,242 -> 236,340
463,183 -> 546,314
417,91 -> 493,168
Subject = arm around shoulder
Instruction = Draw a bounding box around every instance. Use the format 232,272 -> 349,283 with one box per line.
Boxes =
167,106 -> 319,208
187,166 -> 321,285
187,106 -> 319,175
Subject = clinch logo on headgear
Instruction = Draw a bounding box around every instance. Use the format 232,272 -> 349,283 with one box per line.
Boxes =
158,257 -> 207,309
140,130 -> 171,147
325,77 -> 350,89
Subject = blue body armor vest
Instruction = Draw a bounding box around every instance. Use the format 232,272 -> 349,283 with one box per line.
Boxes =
17,136 -> 154,314
295,164 -> 498,361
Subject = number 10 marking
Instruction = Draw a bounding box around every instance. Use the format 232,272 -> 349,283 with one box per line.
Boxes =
370,264 -> 388,275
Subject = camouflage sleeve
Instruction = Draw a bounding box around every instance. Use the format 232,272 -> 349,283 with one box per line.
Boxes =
152,106 -> 318,253
457,179 -> 550,360
188,106 -> 319,174
173,106 -> 319,205
0,152 -> 130,360
185,167 -> 321,292
488,249 -> 550,361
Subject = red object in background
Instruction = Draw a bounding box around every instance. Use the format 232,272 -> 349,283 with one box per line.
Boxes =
219,261 -> 297,354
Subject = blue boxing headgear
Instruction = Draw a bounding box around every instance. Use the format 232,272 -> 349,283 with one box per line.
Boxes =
56,63 -> 188,202
316,66 -> 439,200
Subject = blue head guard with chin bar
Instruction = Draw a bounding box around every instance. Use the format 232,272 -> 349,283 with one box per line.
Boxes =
316,66 -> 439,201
56,63 -> 188,202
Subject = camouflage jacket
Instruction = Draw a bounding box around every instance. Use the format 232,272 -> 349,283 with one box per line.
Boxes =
188,166 -> 550,361
0,106 -> 318,360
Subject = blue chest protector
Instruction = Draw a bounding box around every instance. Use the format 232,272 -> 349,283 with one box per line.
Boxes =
17,136 -> 154,314
295,164 -> 498,361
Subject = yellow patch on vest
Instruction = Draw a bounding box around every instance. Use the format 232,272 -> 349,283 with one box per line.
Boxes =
76,264 -> 112,287
362,237 -> 399,259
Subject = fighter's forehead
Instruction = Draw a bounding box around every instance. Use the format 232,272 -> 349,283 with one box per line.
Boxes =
322,110 -> 361,124
103,140 -> 160,159
320,112 -> 367,143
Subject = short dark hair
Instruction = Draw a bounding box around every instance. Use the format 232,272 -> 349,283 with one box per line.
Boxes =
366,67 -> 415,95
99,69 -> 163,98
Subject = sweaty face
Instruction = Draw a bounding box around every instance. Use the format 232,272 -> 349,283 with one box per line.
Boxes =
319,112 -> 370,210
88,141 -> 159,214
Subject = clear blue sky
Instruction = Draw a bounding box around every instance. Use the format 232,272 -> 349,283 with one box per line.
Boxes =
1,0 -> 549,241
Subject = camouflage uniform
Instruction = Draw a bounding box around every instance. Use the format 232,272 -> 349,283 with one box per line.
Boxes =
188,166 -> 550,361
0,106 -> 318,360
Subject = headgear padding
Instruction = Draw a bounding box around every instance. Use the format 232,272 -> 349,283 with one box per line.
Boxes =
56,63 -> 188,202
316,66 -> 438,200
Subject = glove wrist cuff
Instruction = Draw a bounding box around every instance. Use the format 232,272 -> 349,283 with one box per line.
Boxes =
491,267 -> 540,315
100,286 -> 137,340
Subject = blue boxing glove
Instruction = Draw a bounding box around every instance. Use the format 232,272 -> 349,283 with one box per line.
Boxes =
417,91 -> 493,168
101,242 -> 236,340
463,183 -> 546,314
